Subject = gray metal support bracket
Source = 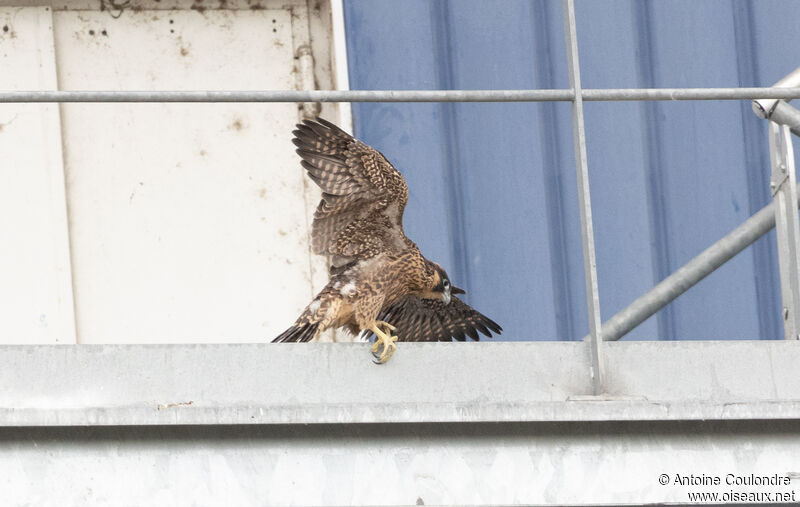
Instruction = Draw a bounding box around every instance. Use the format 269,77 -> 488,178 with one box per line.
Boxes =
769,122 -> 800,340
562,0 -> 605,394
766,100 -> 800,138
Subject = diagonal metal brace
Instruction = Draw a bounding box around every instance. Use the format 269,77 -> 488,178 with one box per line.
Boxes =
768,122 -> 800,340
562,0 -> 605,394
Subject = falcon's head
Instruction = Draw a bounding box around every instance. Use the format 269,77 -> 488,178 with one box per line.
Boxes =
420,262 -> 465,305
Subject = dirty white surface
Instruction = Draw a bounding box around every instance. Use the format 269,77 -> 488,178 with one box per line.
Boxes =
47,7 -> 319,343
0,1 -> 348,345
0,6 -> 76,343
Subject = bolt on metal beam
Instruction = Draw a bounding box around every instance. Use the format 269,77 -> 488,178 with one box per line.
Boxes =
599,188 -> 800,342
562,0 -> 604,394
769,122 -> 800,341
2,88 -> 800,103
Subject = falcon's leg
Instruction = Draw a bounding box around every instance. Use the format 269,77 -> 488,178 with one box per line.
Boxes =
369,321 -> 399,364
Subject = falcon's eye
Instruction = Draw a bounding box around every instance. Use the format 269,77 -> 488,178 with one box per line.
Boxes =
443,279 -> 450,290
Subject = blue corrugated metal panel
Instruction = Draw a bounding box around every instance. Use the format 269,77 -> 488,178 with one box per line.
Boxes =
343,0 -> 797,341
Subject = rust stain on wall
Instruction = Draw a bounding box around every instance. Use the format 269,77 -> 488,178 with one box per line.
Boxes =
157,401 -> 194,410
228,118 -> 245,131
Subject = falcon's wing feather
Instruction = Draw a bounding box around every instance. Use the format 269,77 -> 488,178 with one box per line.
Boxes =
293,118 -> 411,269
379,296 -> 502,342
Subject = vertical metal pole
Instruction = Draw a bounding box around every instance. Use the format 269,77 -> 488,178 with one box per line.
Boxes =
768,122 -> 800,340
562,0 -> 605,394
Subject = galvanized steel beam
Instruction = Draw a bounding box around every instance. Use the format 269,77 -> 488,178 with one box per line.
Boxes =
2,87 -> 800,103
769,122 -> 800,341
2,341 -> 800,426
562,0 -> 604,394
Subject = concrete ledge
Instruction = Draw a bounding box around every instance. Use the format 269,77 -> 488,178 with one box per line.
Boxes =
1,341 -> 799,425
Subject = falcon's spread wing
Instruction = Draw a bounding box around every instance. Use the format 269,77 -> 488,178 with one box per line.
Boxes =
378,295 -> 502,342
293,118 -> 412,270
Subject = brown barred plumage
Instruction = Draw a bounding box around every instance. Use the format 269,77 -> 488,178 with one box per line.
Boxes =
272,118 -> 501,362
378,296 -> 502,343
293,117 -> 412,269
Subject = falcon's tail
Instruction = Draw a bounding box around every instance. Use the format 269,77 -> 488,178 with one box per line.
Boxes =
272,322 -> 320,343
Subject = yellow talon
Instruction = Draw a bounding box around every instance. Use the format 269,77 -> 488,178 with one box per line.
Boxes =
376,320 -> 396,333
370,322 -> 399,364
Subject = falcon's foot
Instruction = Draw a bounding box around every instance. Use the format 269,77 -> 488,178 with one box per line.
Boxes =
370,321 -> 399,364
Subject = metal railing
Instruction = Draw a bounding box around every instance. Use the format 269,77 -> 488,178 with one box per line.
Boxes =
4,0 -> 800,396
590,68 -> 800,347
2,88 -> 800,103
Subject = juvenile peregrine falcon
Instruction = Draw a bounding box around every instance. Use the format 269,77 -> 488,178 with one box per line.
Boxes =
272,118 -> 501,363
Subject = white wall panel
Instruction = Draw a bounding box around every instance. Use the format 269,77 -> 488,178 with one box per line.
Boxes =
0,6 -> 76,343
54,9 -> 315,342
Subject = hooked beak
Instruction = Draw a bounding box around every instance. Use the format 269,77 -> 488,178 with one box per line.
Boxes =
452,286 -> 466,295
